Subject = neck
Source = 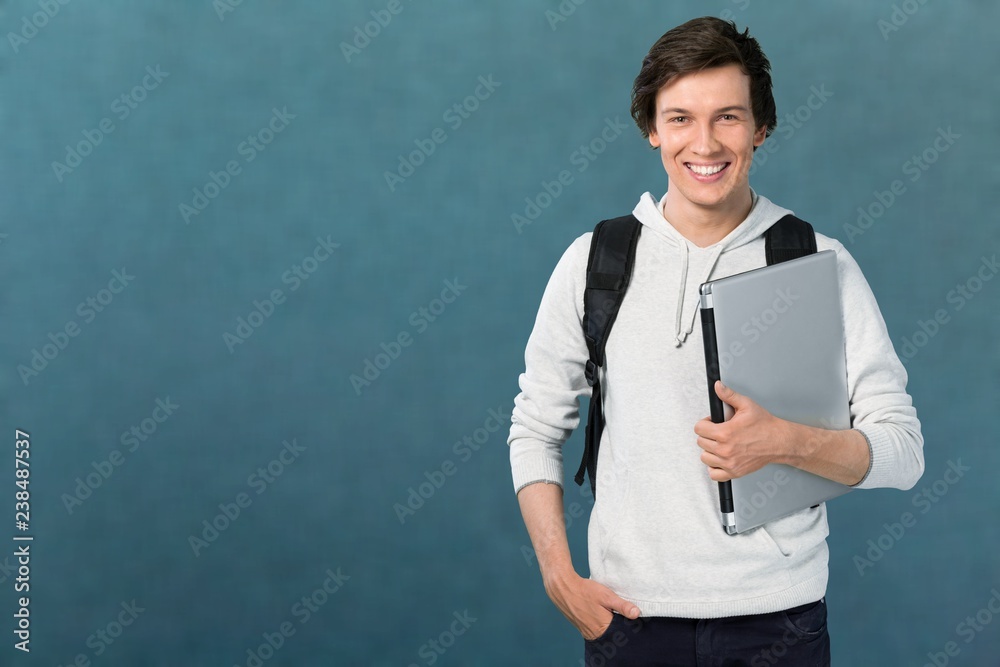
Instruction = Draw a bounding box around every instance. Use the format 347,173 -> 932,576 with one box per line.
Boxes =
661,188 -> 754,248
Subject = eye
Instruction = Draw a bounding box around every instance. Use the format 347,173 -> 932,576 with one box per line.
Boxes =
720,114 -> 738,121
668,116 -> 688,123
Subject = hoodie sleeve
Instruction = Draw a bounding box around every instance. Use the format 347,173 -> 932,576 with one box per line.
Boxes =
832,240 -> 925,490
508,234 -> 593,494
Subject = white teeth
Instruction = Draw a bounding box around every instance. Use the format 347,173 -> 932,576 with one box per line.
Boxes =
688,163 -> 726,176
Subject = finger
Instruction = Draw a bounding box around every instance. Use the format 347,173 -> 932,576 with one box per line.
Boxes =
715,380 -> 749,409
695,436 -> 717,453
707,466 -> 733,482
694,418 -> 719,439
701,452 -> 733,474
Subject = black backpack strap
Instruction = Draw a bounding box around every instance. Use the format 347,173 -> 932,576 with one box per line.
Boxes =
574,215 -> 642,497
765,214 -> 817,264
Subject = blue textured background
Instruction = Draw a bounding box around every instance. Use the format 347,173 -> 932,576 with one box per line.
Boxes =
1,0 -> 998,665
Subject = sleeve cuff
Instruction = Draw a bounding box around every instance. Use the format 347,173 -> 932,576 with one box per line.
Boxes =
511,456 -> 564,494
849,428 -> 874,488
850,423 -> 895,489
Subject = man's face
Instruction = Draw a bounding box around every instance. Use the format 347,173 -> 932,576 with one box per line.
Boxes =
648,64 -> 766,215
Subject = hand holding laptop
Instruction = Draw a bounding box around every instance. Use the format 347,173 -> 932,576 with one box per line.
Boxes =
694,380 -> 791,483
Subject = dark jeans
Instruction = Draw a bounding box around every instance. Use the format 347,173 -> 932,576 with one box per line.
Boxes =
583,598 -> 830,667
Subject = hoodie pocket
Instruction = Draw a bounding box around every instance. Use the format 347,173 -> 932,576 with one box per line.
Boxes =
759,505 -> 829,559
757,524 -> 791,558
594,469 -> 797,602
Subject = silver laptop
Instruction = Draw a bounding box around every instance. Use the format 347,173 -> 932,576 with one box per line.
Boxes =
698,249 -> 852,535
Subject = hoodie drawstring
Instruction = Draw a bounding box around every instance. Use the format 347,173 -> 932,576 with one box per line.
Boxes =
673,244 -> 724,347
673,243 -> 689,347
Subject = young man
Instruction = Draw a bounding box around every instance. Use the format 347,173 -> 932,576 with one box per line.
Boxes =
507,17 -> 924,665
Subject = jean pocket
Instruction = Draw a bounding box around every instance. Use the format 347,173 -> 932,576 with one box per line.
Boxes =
781,598 -> 828,637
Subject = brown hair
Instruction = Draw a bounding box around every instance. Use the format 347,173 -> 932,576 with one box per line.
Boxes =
630,17 -> 777,146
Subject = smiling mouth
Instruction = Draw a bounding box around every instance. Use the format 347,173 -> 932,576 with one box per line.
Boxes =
685,162 -> 730,177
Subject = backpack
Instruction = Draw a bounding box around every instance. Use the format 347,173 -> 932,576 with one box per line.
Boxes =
574,213 -> 817,497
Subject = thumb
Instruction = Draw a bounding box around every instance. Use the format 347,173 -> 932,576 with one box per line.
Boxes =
715,380 -> 749,409
605,594 -> 641,619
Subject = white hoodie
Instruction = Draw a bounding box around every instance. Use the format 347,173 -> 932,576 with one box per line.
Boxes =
508,189 -> 924,618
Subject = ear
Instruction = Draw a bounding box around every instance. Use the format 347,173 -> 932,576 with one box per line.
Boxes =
752,123 -> 767,148
649,127 -> 661,149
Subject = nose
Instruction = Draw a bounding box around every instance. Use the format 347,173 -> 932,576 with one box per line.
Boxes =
691,120 -> 722,155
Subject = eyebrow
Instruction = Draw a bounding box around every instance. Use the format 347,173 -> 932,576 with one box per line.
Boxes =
660,105 -> 749,116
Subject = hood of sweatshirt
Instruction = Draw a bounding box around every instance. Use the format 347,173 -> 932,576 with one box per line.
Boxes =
631,188 -> 793,347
